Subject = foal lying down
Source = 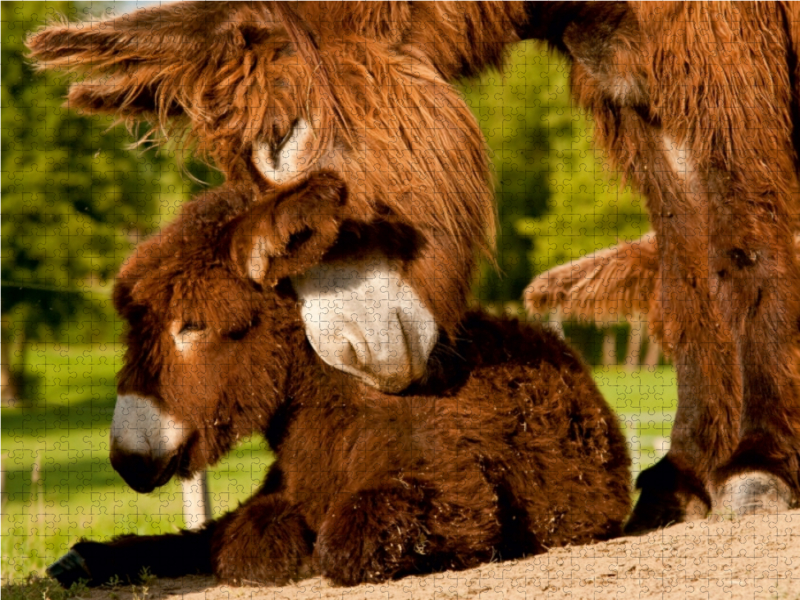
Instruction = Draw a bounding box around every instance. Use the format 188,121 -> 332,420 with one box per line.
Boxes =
49,174 -> 631,588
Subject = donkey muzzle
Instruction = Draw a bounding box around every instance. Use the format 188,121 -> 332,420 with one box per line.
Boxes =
109,394 -> 188,493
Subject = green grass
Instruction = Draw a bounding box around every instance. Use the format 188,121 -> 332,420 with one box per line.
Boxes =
1,574 -> 88,600
591,365 -> 678,478
2,345 -> 678,582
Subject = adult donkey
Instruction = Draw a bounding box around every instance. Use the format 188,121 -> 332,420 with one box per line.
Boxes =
29,2 -> 800,531
516,1 -> 800,529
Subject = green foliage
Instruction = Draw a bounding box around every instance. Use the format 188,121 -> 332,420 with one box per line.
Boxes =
1,1 -> 188,344
462,41 -> 649,303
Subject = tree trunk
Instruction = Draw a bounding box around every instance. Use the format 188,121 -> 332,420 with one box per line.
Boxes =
0,452 -> 6,516
1,333 -> 20,407
602,329 -> 617,366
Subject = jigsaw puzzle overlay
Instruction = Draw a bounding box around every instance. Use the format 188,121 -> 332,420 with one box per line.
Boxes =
2,2 -> 799,599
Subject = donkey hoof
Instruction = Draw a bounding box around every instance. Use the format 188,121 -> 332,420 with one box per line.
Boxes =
623,456 -> 710,534
47,549 -> 92,589
718,472 -> 796,516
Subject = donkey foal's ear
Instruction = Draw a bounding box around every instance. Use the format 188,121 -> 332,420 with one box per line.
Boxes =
230,172 -> 349,284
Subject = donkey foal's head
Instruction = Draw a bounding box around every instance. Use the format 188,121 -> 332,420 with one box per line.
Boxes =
110,173 -> 349,492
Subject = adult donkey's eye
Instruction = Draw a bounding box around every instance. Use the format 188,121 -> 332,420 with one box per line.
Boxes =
179,321 -> 206,334
253,118 -> 311,185
272,119 -> 298,153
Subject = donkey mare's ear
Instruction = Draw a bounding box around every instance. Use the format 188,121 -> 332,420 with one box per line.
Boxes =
25,2 -> 268,117
229,171 -> 348,284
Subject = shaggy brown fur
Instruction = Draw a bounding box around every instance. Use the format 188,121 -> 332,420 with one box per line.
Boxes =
26,2 -> 506,336
30,0 -> 800,532
47,174 -> 630,588
552,2 -> 800,528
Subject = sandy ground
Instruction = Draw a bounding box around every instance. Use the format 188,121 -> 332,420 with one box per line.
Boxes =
80,512 -> 800,600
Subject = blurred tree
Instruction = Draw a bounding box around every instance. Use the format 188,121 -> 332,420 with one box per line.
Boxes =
462,41 -> 649,305
1,1 -> 192,404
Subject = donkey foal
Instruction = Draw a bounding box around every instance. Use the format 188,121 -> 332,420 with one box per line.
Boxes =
49,174 -> 631,588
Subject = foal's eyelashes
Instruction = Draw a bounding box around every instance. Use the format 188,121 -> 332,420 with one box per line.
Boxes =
178,317 -> 260,338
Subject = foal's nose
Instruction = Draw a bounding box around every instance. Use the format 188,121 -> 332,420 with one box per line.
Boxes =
109,393 -> 187,492
109,449 -> 179,494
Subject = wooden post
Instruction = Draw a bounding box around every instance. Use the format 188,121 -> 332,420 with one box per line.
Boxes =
30,454 -> 44,526
644,334 -> 661,368
182,471 -> 212,529
625,318 -> 644,370
602,329 -> 617,366
547,313 -> 565,340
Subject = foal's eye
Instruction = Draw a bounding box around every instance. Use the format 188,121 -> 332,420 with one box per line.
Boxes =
179,321 -> 206,334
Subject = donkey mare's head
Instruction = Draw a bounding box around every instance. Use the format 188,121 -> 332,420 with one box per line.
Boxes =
110,172 -> 351,493
26,2 -> 494,253
28,2 -> 500,392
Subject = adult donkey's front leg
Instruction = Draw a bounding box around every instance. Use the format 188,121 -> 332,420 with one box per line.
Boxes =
646,2 -> 800,517
614,112 -> 743,534
624,231 -> 742,531
707,173 -> 800,515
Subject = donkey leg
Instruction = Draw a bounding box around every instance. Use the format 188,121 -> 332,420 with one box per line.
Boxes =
625,274 -> 741,533
314,480 -> 431,586
315,474 -> 501,586
209,494 -> 315,586
48,526 -> 214,588
706,190 -> 800,515
49,492 -> 313,588
624,124 -> 742,533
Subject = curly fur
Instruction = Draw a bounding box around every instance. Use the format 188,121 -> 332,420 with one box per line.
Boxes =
54,176 -> 631,588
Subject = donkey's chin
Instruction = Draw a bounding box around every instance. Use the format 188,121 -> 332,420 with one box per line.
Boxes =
110,448 -> 183,494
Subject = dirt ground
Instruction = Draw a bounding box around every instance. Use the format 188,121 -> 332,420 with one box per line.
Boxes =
80,512 -> 800,600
